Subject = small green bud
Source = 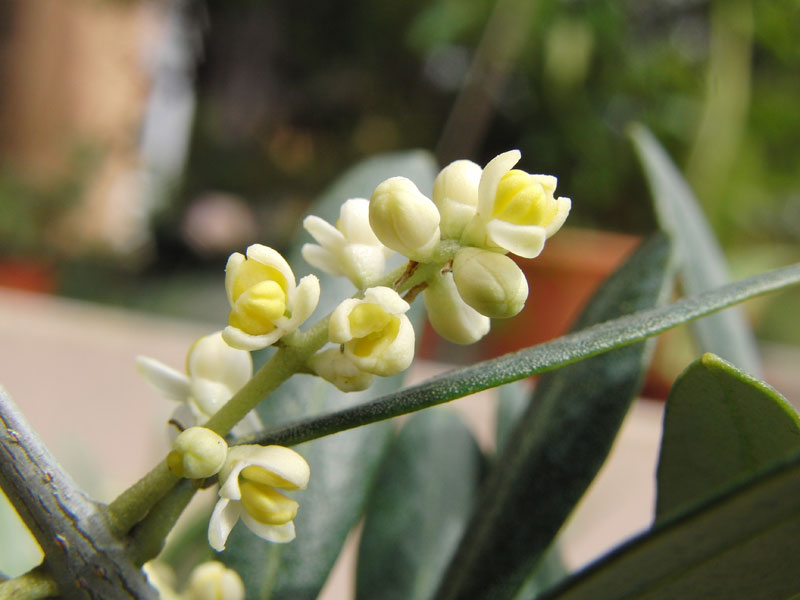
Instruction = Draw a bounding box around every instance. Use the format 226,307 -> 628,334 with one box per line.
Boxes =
452,247 -> 528,319
167,426 -> 228,479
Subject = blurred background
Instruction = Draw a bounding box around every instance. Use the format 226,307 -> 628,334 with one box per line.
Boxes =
1,0 -> 799,586
1,0 -> 798,336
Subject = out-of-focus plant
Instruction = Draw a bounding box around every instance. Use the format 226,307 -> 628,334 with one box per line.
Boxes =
1,125 -> 800,599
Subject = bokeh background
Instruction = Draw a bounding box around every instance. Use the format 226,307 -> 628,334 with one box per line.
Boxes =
1,0 -> 799,588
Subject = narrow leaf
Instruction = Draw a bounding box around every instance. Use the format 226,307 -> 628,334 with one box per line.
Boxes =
435,235 -> 674,600
356,409 -> 483,600
251,261 -> 800,449
540,451 -> 800,600
656,353 -> 800,520
629,123 -> 761,375
220,151 -> 439,600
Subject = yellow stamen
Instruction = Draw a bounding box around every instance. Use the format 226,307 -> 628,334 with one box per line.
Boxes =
231,259 -> 288,301
493,170 -> 558,226
228,280 -> 286,335
239,480 -> 299,526
241,465 -> 300,490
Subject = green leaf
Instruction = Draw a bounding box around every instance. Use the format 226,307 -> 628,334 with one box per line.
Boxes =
220,150 -> 439,600
656,353 -> 800,521
629,123 -> 761,375
540,451 -> 800,600
434,235 -> 675,600
355,409 -> 484,600
252,262 -> 800,449
495,379 -> 532,453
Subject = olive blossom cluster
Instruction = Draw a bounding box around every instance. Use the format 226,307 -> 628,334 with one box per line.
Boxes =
133,149 -> 569,562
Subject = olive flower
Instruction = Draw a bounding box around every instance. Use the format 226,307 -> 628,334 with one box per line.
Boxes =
224,244 -> 320,351
136,332 -> 261,438
328,286 -> 415,377
433,159 -> 482,240
423,270 -> 490,345
461,150 -> 571,258
302,198 -> 394,289
451,247 -> 529,319
209,445 -> 310,551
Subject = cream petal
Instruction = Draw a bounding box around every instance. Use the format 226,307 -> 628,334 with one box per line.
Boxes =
286,275 -> 321,330
222,325 -> 283,352
477,150 -> 521,217
303,215 -> 346,250
224,252 -> 246,305
362,286 -> 410,316
486,219 -> 548,259
187,332 -> 252,390
329,298 -> 361,343
245,244 -> 297,293
544,197 -> 572,238
135,356 -> 190,402
240,513 -> 296,544
423,272 -> 491,345
301,243 -> 345,277
208,499 -> 242,552
338,198 -> 380,246
247,445 -> 311,489
310,347 -> 375,392
341,245 -> 388,287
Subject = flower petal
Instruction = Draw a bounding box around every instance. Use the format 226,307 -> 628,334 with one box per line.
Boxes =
338,198 -> 380,246
329,298 -> 361,343
245,244 -> 297,293
301,243 -> 345,277
135,356 -> 190,402
362,286 -> 410,315
286,274 -> 321,329
208,498 -> 242,552
222,325 -> 283,352
477,150 -> 520,217
240,513 -> 296,544
303,215 -> 346,250
544,196 -> 571,238
224,252 -> 246,306
187,332 -> 252,392
486,219 -> 548,259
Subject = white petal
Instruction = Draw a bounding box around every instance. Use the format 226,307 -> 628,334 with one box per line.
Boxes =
188,379 -> 229,416
303,215 -> 346,250
338,198 -> 380,246
424,272 -> 491,345
135,356 -> 190,402
362,286 -> 410,315
349,313 -> 415,377
301,243 -> 345,277
478,150 -> 521,217
341,245 -> 388,287
329,298 -> 361,343
208,499 -> 242,552
240,513 -> 296,544
224,252 -> 246,305
486,219 -> 547,259
222,325 -> 283,352
310,347 -> 374,392
285,275 -> 320,330
544,196 -> 571,238
248,445 -> 311,489
187,332 -> 252,391
245,244 -> 297,293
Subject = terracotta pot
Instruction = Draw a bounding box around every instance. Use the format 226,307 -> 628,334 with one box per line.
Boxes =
0,259 -> 56,294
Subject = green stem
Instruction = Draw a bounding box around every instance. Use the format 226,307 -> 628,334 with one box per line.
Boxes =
107,461 -> 177,536
0,568 -> 58,600
130,480 -> 197,566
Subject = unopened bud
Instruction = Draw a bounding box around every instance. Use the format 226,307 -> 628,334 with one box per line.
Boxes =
167,427 -> 227,479
452,247 -> 528,319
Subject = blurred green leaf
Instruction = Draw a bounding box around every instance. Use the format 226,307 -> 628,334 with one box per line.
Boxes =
356,409 -> 483,600
220,150 -> 439,600
656,353 -> 800,521
540,451 -> 800,600
629,123 -> 761,375
435,235 -> 674,600
495,379 -> 531,453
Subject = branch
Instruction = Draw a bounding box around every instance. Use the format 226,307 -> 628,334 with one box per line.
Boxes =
0,387 -> 157,599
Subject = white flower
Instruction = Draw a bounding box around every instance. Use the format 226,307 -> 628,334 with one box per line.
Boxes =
329,286 -> 415,377
302,198 -> 394,288
309,347 -> 375,392
208,445 -> 310,551
136,332 -> 262,438
224,244 -> 320,351
461,150 -> 571,258
185,561 -> 245,600
369,177 -> 441,262
451,247 -> 529,319
167,427 -> 228,479
433,159 -> 482,240
423,271 -> 490,344
142,562 -> 181,600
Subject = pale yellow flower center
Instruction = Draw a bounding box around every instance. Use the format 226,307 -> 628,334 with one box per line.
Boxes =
240,465 -> 301,490
493,170 -> 558,226
228,258 -> 292,335
347,303 -> 400,358
239,479 -> 299,526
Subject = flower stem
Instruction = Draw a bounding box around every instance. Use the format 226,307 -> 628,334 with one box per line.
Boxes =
107,460 -> 178,536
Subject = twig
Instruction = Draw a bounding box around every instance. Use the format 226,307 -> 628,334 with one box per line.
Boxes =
0,386 -> 157,599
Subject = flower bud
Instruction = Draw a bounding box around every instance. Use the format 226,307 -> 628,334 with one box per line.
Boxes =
423,271 -> 490,344
167,427 -> 228,479
310,347 -> 374,392
186,561 -> 245,600
433,159 -> 481,240
369,177 -> 441,261
452,247 -> 528,319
